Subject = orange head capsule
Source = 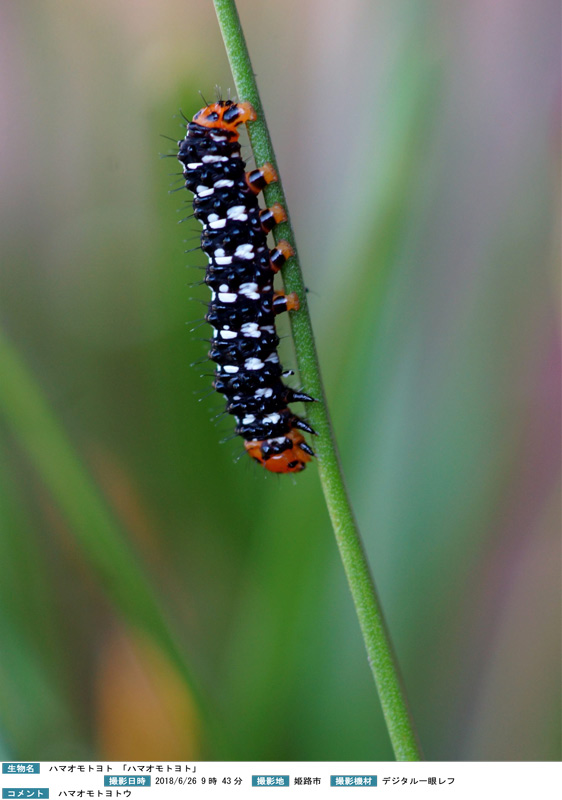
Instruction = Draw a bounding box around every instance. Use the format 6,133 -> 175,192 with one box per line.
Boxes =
192,100 -> 257,134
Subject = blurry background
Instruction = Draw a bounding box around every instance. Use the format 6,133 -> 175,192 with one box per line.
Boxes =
0,0 -> 560,761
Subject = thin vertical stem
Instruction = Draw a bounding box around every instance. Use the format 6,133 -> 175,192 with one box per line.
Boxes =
212,0 -> 422,761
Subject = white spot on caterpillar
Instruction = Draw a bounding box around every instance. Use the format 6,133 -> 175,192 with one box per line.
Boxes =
235,244 -> 254,260
220,330 -> 237,340
219,284 -> 229,293
203,155 -> 228,163
242,414 -> 256,425
239,282 -> 259,299
187,162 -> 202,169
227,205 -> 248,221
218,292 -> 237,303
215,179 -> 234,188
210,133 -> 227,142
209,219 -> 226,229
261,325 -> 275,333
263,413 -> 281,425
210,290 -> 217,301
215,248 -> 225,256
196,186 -> 214,197
240,322 -> 260,338
255,388 -> 273,398
245,358 -> 264,371
265,352 -> 279,363
215,256 -> 233,265
223,365 -> 239,374
208,214 -> 219,222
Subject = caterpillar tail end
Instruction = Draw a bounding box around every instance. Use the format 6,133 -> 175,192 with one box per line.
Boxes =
244,429 -> 314,473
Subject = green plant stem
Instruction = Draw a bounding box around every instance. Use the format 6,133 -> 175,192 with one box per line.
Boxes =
212,0 -> 422,761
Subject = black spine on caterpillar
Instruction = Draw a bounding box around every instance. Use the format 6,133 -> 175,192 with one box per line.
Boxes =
177,100 -> 315,473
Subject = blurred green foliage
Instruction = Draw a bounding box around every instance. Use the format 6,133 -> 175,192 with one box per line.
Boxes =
0,0 -> 559,761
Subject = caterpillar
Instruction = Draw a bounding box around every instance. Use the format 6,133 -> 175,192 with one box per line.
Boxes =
177,99 -> 316,473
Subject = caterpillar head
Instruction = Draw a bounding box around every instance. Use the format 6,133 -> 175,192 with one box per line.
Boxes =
192,100 -> 257,132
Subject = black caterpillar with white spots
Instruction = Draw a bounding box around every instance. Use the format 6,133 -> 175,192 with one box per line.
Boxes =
177,99 -> 316,473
